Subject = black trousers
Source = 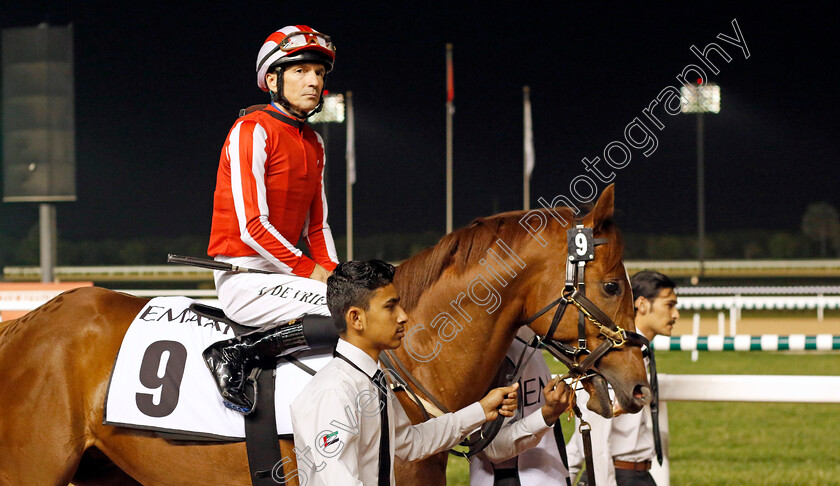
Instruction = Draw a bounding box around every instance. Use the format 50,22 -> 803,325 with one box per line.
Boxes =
493,467 -> 520,486
576,470 -> 656,486
615,469 -> 656,486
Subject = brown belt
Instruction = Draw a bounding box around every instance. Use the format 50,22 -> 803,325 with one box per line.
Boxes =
613,460 -> 651,471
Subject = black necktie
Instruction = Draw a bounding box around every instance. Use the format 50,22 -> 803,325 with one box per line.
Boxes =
373,370 -> 391,486
647,345 -> 663,465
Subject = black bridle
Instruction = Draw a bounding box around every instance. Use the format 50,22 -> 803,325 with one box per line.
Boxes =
510,222 -> 651,485
521,223 -> 649,379
453,222 -> 650,460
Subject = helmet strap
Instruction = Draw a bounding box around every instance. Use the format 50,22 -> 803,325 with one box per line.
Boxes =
270,65 -> 326,120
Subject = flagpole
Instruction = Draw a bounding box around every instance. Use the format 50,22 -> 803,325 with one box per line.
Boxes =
523,86 -> 534,210
345,91 -> 355,260
445,43 -> 454,234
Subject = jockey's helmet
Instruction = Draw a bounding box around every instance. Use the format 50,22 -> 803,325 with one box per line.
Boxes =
256,25 -> 335,92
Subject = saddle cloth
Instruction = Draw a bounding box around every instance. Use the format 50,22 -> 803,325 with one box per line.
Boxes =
103,296 -> 331,440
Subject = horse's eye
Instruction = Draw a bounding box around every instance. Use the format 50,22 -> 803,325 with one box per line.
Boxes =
603,282 -> 621,296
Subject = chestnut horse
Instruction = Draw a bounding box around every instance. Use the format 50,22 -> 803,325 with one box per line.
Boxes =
0,185 -> 649,485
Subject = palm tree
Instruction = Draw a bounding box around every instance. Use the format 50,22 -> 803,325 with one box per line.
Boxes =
801,202 -> 840,257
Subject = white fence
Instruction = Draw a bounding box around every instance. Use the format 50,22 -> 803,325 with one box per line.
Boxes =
0,288 -> 218,314
677,285 -> 840,295
678,294 -> 840,322
652,334 -> 840,351
650,374 -> 840,486
625,259 -> 840,277
2,265 -> 215,282
671,291 -> 840,346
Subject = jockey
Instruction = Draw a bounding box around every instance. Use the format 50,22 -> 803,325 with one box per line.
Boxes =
203,25 -> 342,414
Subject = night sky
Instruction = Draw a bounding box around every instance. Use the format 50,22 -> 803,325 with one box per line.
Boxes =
0,1 -> 837,243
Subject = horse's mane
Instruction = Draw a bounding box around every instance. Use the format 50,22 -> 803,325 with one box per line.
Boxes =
395,206 -> 625,311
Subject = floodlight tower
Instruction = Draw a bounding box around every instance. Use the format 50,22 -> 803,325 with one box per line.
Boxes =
309,91 -> 346,149
681,82 -> 720,280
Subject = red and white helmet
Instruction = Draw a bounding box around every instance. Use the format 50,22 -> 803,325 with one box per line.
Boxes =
256,25 -> 336,92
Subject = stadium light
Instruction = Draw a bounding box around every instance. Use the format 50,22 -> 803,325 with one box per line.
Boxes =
681,82 -> 720,282
309,92 -> 345,124
308,92 -> 346,192
680,83 -> 720,114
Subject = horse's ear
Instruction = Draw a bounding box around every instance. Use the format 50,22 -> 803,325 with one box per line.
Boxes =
589,184 -> 615,230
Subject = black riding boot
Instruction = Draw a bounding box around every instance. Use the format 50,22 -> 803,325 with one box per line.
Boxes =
203,314 -> 338,414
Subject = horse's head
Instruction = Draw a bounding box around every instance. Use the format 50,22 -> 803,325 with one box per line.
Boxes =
518,185 -> 650,417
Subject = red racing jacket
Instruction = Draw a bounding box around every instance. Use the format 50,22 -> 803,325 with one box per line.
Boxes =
208,104 -> 338,277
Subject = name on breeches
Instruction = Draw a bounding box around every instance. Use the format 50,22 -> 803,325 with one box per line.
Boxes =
258,284 -> 327,306
138,306 -> 233,335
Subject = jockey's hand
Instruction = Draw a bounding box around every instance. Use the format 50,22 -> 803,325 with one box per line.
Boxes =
479,383 -> 519,421
541,376 -> 573,425
309,264 -> 331,284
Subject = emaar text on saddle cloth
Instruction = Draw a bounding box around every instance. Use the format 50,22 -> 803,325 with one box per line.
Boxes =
138,304 -> 234,335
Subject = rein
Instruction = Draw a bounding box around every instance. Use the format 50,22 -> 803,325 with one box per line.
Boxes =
380,350 -> 446,420
381,342 -> 538,459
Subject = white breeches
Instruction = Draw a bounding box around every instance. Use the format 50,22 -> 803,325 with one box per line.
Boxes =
214,269 -> 330,328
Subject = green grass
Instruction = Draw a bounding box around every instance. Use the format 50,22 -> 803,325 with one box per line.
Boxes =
445,351 -> 840,485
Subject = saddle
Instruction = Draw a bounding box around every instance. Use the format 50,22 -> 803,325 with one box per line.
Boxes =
191,303 -> 313,486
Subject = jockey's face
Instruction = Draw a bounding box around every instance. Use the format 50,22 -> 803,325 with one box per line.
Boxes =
266,62 -> 326,116
360,284 -> 408,351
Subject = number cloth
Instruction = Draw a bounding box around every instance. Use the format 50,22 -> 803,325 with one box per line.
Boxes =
289,339 -> 487,486
566,356 -> 657,486
104,297 -> 331,439
469,335 -> 571,486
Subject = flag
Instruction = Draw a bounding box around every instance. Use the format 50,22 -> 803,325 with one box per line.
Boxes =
345,91 -> 356,185
524,86 -> 535,179
446,43 -> 454,103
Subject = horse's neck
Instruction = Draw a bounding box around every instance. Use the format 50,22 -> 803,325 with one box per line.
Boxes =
396,269 -> 526,411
